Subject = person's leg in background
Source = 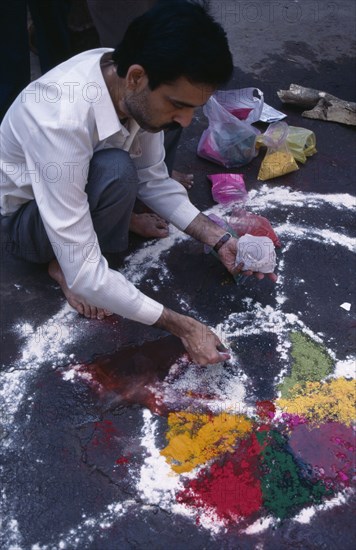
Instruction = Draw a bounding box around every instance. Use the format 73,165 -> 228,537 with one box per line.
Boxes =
0,0 -> 72,122
86,0 -> 193,189
27,0 -> 72,73
86,0 -> 155,49
0,1 -> 30,122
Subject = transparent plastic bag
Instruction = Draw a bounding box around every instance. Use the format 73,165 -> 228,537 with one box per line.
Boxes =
286,126 -> 317,164
214,87 -> 264,123
204,213 -> 278,275
207,173 -> 248,205
235,234 -> 276,273
204,209 -> 281,252
257,121 -> 299,181
197,97 -> 260,168
229,208 -> 281,248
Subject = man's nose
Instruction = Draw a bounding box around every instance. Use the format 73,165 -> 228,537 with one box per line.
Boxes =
173,108 -> 194,128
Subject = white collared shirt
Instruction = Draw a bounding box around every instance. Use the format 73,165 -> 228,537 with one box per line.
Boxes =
0,49 -> 200,325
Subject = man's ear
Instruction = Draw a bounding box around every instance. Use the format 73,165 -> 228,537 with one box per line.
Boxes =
126,65 -> 148,90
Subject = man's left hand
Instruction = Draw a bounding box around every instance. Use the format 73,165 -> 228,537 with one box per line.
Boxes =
217,237 -> 278,282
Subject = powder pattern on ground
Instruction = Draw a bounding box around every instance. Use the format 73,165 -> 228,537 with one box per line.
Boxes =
177,433 -> 263,521
3,185 -> 355,544
161,411 -> 252,473
256,429 -> 329,519
279,332 -> 334,398
277,378 -> 356,426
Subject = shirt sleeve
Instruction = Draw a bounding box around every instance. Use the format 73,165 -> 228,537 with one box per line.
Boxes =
134,130 -> 200,230
22,121 -> 164,325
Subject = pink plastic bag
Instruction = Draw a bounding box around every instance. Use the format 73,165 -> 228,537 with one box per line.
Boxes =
214,88 -> 264,123
207,173 -> 248,205
197,97 -> 260,168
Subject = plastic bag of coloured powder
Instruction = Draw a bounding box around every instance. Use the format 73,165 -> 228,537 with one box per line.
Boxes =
257,121 -> 299,181
197,97 -> 260,168
207,173 -> 248,205
286,126 -> 317,164
214,87 -> 264,123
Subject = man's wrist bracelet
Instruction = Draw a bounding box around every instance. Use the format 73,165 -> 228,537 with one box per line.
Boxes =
213,232 -> 232,253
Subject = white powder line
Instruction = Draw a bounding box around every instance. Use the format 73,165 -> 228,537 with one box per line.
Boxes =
122,226 -> 188,284
292,489 -> 353,525
30,500 -> 135,550
276,224 -> 355,252
247,186 -> 356,211
242,516 -> 275,535
1,303 -> 78,439
330,357 -> 356,379
0,516 -> 24,550
137,409 -> 182,507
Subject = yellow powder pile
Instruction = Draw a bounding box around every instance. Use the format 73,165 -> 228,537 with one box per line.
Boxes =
258,151 -> 299,181
161,411 -> 252,473
277,378 -> 356,426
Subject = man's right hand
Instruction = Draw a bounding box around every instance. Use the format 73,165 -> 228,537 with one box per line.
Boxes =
154,308 -> 230,366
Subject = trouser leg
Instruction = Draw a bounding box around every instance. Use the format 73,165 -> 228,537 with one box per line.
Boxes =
28,0 -> 71,73
86,0 -> 155,48
0,1 -> 30,122
1,149 -> 138,263
85,148 -> 138,252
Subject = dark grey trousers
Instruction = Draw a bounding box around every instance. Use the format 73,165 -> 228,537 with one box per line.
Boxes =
1,149 -> 139,263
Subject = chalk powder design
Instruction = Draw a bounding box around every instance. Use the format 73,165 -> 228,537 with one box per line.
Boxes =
1,186 -> 355,546
134,334 -> 355,531
60,187 -> 355,537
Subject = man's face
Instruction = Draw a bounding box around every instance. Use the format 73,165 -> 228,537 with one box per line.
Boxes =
123,76 -> 215,133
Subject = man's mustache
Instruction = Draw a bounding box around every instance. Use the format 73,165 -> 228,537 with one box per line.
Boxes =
162,121 -> 182,131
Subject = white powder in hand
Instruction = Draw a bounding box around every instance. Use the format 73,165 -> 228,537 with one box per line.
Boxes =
235,234 -> 276,273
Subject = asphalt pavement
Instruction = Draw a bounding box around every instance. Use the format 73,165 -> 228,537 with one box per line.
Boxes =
1,1 -> 355,549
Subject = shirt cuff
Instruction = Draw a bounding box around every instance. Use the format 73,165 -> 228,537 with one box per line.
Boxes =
168,201 -> 200,231
134,294 -> 164,325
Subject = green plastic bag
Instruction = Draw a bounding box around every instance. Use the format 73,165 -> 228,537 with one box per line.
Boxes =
286,126 -> 317,164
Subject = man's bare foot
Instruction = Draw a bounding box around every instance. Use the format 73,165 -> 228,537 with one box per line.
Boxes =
129,212 -> 169,238
172,169 -> 194,189
48,259 -> 113,320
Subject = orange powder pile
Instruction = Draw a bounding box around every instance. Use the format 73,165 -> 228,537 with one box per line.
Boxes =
277,378 -> 356,426
161,411 -> 252,473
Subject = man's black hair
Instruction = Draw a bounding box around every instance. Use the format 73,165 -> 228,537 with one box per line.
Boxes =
112,1 -> 233,90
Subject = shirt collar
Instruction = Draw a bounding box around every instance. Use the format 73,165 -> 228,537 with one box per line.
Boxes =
91,51 -> 130,141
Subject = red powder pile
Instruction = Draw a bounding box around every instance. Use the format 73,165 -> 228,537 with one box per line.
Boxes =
177,433 -> 262,521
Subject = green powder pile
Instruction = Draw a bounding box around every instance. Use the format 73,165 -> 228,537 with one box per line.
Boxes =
257,430 -> 330,519
278,332 -> 334,398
